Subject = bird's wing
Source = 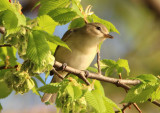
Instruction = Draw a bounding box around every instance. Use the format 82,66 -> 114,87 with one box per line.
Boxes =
61,29 -> 74,41
54,29 -> 74,56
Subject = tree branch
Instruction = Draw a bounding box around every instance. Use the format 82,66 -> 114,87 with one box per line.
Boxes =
0,44 -> 12,47
0,26 -> 5,34
54,61 -> 141,85
97,47 -> 101,75
53,61 -> 160,108
0,65 -> 18,70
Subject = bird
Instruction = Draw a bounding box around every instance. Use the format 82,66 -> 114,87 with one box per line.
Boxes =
41,22 -> 113,103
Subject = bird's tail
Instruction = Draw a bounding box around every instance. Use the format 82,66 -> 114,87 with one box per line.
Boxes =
41,71 -> 68,103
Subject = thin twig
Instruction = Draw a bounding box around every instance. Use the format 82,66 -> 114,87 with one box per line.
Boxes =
118,73 -> 142,113
0,44 -> 12,47
97,47 -> 101,75
0,26 -> 5,34
51,67 -> 64,80
133,103 -> 142,113
148,99 -> 160,107
0,65 -> 18,70
115,103 -> 132,113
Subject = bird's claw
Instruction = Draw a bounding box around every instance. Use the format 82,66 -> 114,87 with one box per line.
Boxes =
84,70 -> 89,77
61,63 -> 67,71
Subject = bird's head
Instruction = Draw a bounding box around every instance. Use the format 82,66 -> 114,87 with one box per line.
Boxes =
83,23 -> 113,42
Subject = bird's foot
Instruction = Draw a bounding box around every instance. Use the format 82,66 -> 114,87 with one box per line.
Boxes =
61,63 -> 67,71
84,70 -> 89,78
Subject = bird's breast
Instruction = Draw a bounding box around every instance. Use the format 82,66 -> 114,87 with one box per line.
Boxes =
55,44 -> 97,70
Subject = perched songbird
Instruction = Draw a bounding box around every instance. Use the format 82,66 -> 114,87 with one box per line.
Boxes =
41,23 -> 113,103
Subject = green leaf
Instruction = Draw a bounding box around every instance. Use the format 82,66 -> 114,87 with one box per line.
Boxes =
69,18 -> 85,29
47,41 -> 57,55
14,11 -> 26,27
105,66 -> 115,76
0,70 -> 9,80
117,59 -> 130,75
26,31 -> 50,66
122,84 -> 158,103
91,14 -> 119,34
92,90 -> 106,113
87,67 -> 98,73
72,85 -> 82,99
35,75 -> 45,85
48,8 -> 77,24
101,59 -> 116,67
38,0 -> 70,16
136,74 -> 158,85
6,27 -> 21,37
94,80 -> 105,96
71,0 -> 84,18
0,0 -> 11,11
2,10 -> 18,29
0,103 -> 2,112
85,91 -> 99,112
45,33 -> 71,51
0,46 -> 17,66
103,96 -> 121,113
151,86 -> 160,101
31,78 -> 41,96
0,80 -> 12,99
66,83 -> 74,100
38,83 -> 60,93
35,15 -> 58,34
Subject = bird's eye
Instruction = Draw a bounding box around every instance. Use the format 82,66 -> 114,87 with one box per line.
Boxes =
96,26 -> 101,30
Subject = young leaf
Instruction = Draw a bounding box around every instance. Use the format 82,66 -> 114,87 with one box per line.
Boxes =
38,0 -> 70,16
45,33 -> 71,51
0,0 -> 11,11
91,14 -> 119,34
35,15 -> 58,34
122,84 -> 158,103
26,31 -> 50,66
31,78 -> 41,96
87,67 -> 98,73
0,47 -> 17,66
116,59 -> 130,75
72,85 -> 82,99
66,83 -> 74,100
136,74 -> 158,86
69,18 -> 85,29
94,80 -> 105,96
48,8 -> 77,24
47,41 -> 57,55
71,0 -> 84,18
35,75 -> 45,85
0,80 -> 12,99
101,59 -> 116,67
0,103 -> 2,112
2,10 -> 18,29
85,91 -> 100,112
103,96 -> 121,113
38,83 -> 60,93
151,86 -> 160,101
92,90 -> 106,113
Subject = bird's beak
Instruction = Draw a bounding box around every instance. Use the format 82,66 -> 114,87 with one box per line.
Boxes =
104,34 -> 113,39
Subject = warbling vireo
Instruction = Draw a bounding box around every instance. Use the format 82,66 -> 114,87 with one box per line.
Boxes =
41,23 -> 113,103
